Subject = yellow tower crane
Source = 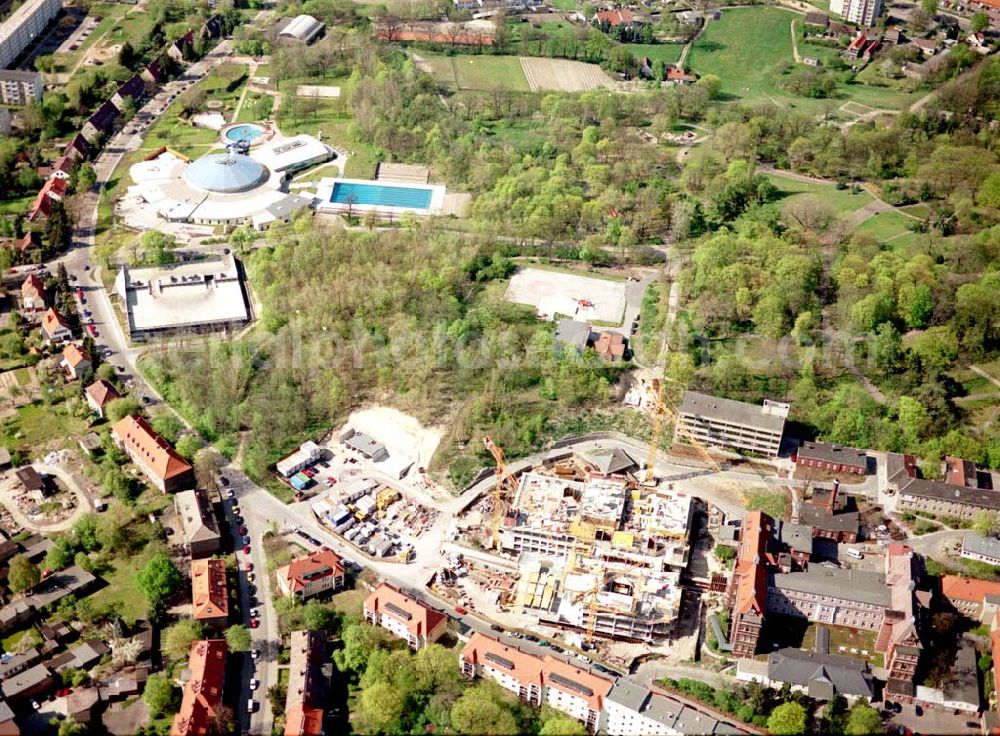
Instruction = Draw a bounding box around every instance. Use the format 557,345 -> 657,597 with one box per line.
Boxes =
483,436 -> 517,550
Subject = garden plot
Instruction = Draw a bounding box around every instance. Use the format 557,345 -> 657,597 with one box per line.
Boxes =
519,57 -> 613,92
506,267 -> 626,323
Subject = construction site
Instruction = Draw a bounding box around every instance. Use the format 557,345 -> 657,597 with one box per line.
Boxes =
453,440 -> 696,645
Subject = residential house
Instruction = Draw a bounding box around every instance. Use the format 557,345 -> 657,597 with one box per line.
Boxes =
0,648 -> 41,680
175,490 -> 221,559
798,482 -> 860,544
0,663 -> 53,702
60,343 -> 92,380
677,390 -> 789,457
845,32 -> 868,59
85,379 -> 122,418
363,582 -> 447,649
276,549 -> 345,600
15,466 -> 45,494
167,31 -> 195,63
884,27 -> 903,44
191,558 -> 229,629
912,37 -> 939,55
53,640 -> 110,673
142,60 -> 163,84
170,639 -> 226,736
66,134 -> 89,161
0,699 -> 17,735
12,232 -> 42,255
284,630 -> 329,736
961,534 -> 1000,567
66,687 -> 100,724
40,308 -> 72,343
940,575 -> 1000,620
111,414 -> 194,492
28,176 -> 66,222
81,100 -> 120,144
663,65 -> 696,84
20,274 -> 45,312
52,154 -> 75,180
595,8 -> 637,26
795,441 -> 867,476
593,331 -> 626,361
111,74 -> 147,110
968,31 -> 990,53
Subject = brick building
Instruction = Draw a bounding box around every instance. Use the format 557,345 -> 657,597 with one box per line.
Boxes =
111,415 -> 194,492
795,441 -> 867,476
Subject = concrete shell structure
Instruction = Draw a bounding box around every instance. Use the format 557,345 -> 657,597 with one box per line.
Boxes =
183,152 -> 268,193
279,14 -> 324,44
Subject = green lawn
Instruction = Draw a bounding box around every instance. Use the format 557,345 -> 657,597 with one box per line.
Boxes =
626,43 -> 684,66
687,7 -> 918,112
765,172 -> 873,215
5,403 -> 89,453
854,209 -> 915,242
422,54 -> 529,91
105,10 -> 157,48
87,550 -> 151,623
0,194 -> 34,218
237,93 -> 275,123
742,487 -> 788,518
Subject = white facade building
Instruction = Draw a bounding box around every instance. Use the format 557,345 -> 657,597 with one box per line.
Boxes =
830,0 -> 882,26
0,0 -> 61,69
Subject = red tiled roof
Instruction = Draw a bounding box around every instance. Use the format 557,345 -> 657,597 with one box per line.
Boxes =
85,379 -> 121,409
170,639 -> 227,736
285,706 -> 324,736
596,8 -> 635,25
278,549 -> 343,594
28,178 -> 66,222
21,274 -> 44,299
461,632 -> 545,686
62,343 -> 91,369
192,559 -> 228,620
594,331 -> 625,360
941,575 -> 1000,604
364,582 -> 447,641
41,308 -> 71,338
111,414 -> 193,483
733,511 -> 771,615
540,656 -> 614,712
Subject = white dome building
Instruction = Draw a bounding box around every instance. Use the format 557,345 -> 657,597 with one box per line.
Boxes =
183,151 -> 268,193
278,14 -> 324,44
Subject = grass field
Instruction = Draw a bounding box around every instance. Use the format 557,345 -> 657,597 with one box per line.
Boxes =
854,210 -> 916,243
626,43 -> 684,66
422,54 -> 530,91
0,194 -> 34,218
765,172 -> 873,215
237,92 -> 275,122
6,404 -> 89,452
686,7 -> 919,112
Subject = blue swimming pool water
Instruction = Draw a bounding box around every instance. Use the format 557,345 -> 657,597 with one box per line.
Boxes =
225,124 -> 264,142
330,182 -> 432,209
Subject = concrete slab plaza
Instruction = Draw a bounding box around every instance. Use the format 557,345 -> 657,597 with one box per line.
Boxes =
505,267 -> 627,323
296,84 -> 341,98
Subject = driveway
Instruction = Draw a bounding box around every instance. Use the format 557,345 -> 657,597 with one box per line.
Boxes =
0,463 -> 93,532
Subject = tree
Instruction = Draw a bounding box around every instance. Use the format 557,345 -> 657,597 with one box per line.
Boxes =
921,0 -> 938,15
136,554 -> 181,616
163,620 -> 205,661
143,674 -> 177,717
75,163 -> 97,193
972,10 -> 990,31
845,702 -> 883,735
359,680 -> 405,732
175,434 -> 201,461
194,448 -> 224,491
225,624 -> 252,652
973,511 -> 999,537
539,715 -> 589,735
450,684 -> 519,735
151,414 -> 184,443
767,701 -> 807,735
8,554 -> 40,592
105,396 -> 142,423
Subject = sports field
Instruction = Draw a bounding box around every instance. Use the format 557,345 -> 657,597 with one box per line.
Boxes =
686,7 -> 919,112
422,54 -> 530,91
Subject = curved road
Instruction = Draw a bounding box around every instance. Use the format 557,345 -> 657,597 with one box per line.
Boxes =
0,463 -> 93,532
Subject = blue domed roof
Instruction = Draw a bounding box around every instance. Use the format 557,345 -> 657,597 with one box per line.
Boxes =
183,152 -> 267,193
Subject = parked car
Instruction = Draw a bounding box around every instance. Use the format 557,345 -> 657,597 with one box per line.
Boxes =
250,679 -> 259,690
245,561 -> 253,572
454,606 -> 467,616
239,525 -> 247,536
251,649 -> 259,659
247,572 -> 255,582
250,608 -> 259,618
243,545 -> 250,554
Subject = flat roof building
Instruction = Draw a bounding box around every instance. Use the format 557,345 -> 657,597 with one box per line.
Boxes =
0,69 -> 42,106
114,255 -> 251,340
678,391 -> 788,457
0,0 -> 61,69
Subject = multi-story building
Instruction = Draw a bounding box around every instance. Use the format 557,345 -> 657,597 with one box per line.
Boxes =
284,630 -> 328,736
542,657 -> 614,732
795,441 -> 867,476
363,582 -> 447,649
111,414 -> 194,492
729,511 -> 772,659
459,632 -> 545,707
0,0 -> 61,69
191,558 -> 228,629
940,575 -> 1000,620
0,70 -> 42,105
40,307 -> 72,343
170,639 -> 226,736
175,489 -> 221,559
276,549 -> 345,600
797,483 -> 860,544
829,0 -> 882,26
768,567 -> 890,629
896,478 -> 1000,520
678,391 -> 788,457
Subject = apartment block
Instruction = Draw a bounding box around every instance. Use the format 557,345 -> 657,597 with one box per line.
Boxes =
829,0 -> 882,26
191,558 -> 228,629
276,549 -> 345,599
0,0 -> 61,68
363,582 -> 447,649
729,511 -> 771,659
0,69 -> 42,105
678,391 -> 788,457
284,630 -> 328,736
896,478 -> 1000,520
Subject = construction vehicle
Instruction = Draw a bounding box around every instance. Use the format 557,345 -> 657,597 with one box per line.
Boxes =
483,436 -> 518,550
376,486 -> 398,519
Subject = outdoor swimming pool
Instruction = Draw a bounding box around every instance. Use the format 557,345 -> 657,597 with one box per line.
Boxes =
329,181 -> 433,210
224,123 -> 265,143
